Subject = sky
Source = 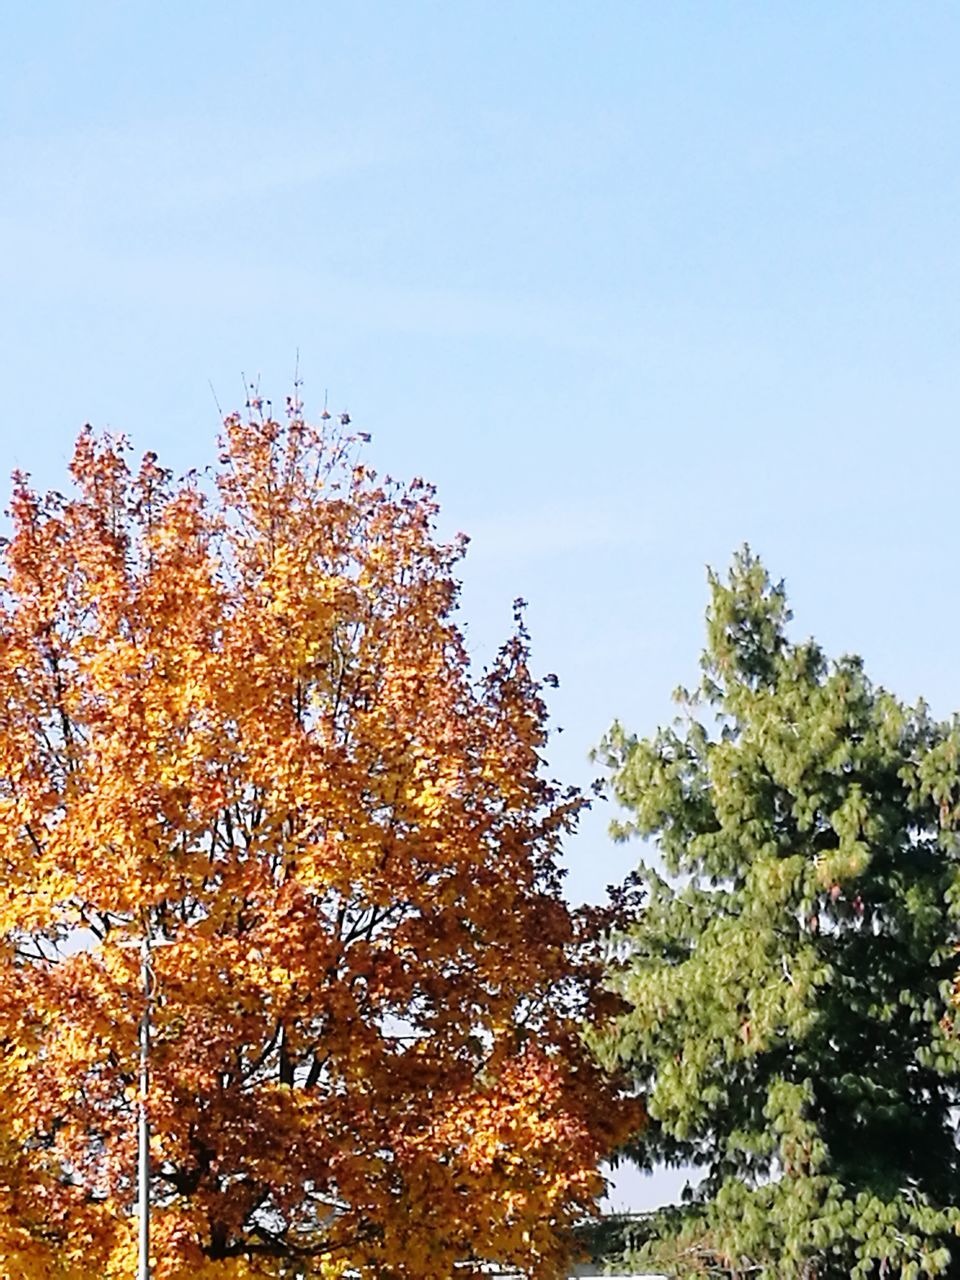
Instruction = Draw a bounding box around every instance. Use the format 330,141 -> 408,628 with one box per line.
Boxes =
2,1 -> 960,1217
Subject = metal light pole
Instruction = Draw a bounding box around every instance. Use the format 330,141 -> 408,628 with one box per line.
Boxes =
120,928 -> 167,1280
138,932 -> 152,1280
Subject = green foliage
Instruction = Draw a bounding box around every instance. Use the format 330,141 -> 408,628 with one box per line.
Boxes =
592,548 -> 960,1278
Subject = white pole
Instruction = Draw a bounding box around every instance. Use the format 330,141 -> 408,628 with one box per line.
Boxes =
137,933 -> 151,1280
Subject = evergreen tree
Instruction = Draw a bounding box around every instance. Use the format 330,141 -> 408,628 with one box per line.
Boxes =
592,549 -> 960,1279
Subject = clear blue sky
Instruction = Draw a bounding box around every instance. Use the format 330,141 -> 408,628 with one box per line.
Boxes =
2,1 -> 959,1214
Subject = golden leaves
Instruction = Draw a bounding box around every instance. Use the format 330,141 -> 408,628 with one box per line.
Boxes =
0,410 -> 636,1277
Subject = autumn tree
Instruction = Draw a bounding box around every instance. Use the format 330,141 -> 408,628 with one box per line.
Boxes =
0,405 -> 634,1278
592,550 -> 960,1279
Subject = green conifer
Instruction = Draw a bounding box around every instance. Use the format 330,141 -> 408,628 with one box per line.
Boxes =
593,549 -> 960,1278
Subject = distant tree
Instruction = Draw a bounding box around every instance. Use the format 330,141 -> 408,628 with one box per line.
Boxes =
0,408 -> 636,1278
592,549 -> 960,1279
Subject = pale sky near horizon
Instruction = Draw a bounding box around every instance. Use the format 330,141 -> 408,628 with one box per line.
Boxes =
2,2 -> 960,1217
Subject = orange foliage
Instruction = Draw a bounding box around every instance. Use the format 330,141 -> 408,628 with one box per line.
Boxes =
0,409 -> 637,1277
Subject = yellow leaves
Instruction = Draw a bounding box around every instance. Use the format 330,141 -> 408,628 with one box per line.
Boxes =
0,411 -> 628,1277
103,1221 -> 138,1279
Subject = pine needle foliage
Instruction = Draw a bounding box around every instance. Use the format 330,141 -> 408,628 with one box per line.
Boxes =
592,548 -> 960,1279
